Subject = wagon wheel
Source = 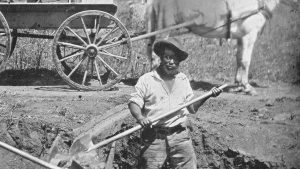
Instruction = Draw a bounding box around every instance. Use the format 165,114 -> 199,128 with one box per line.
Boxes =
0,11 -> 11,71
53,10 -> 132,91
10,29 -> 18,56
56,43 -> 72,73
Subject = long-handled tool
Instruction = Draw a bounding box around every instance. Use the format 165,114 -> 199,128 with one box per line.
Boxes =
85,84 -> 228,152
0,141 -> 64,169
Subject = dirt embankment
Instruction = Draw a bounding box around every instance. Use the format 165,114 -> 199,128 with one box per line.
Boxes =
0,73 -> 299,169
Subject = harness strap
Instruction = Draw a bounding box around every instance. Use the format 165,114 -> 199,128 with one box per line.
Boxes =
184,0 -> 272,38
220,0 -> 272,42
257,0 -> 273,19
225,0 -> 232,40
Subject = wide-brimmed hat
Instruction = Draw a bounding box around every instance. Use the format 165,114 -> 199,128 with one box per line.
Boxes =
153,37 -> 188,62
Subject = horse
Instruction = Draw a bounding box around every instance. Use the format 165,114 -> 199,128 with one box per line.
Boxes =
143,0 -> 295,95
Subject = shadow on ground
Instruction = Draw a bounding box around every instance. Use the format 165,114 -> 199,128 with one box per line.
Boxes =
0,69 -> 266,94
0,68 -> 66,86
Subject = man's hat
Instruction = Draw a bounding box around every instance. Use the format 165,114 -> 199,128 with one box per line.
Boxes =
153,37 -> 188,62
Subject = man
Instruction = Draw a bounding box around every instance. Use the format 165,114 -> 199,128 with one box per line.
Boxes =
128,37 -> 222,169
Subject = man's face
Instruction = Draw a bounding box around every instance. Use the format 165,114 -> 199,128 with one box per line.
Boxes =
159,47 -> 180,77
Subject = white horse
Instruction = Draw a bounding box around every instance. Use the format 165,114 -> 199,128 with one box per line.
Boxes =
143,0 -> 295,95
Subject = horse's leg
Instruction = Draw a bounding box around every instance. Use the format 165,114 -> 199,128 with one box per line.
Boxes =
233,38 -> 245,92
235,31 -> 258,95
234,11 -> 266,95
145,0 -> 160,71
146,36 -> 160,71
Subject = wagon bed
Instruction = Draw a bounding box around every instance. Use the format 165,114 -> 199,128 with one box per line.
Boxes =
0,3 -> 117,29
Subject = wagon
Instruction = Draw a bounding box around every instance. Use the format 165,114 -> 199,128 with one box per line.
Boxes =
0,0 -> 199,91
0,0 -> 133,91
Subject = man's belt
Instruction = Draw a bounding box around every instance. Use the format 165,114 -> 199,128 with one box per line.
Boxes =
153,125 -> 186,135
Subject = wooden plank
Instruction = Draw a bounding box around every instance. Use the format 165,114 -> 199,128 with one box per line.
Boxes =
0,4 -> 117,29
0,0 -> 113,4
104,141 -> 116,169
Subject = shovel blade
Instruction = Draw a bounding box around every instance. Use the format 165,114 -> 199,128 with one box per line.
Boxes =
69,134 -> 93,156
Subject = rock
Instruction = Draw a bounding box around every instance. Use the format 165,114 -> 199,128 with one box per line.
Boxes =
250,108 -> 259,112
58,108 -> 67,116
49,153 -> 71,167
265,100 -> 274,107
253,108 -> 270,119
258,107 -> 268,112
273,113 -> 293,121
77,120 -> 84,124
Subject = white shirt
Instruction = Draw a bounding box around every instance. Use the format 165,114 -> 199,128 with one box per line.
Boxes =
129,70 -> 194,127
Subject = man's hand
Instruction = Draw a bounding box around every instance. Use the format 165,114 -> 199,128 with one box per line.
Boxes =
129,102 -> 152,128
137,117 -> 152,128
211,87 -> 222,97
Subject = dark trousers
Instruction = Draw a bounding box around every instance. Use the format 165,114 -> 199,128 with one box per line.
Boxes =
139,125 -> 197,169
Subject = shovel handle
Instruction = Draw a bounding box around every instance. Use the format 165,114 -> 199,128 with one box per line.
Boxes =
0,141 -> 62,169
87,84 -> 228,152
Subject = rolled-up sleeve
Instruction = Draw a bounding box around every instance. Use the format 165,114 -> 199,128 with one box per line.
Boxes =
129,76 -> 147,109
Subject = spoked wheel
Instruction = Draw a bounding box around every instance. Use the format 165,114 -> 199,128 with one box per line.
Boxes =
10,29 -> 18,56
53,10 -> 132,91
0,11 -> 11,71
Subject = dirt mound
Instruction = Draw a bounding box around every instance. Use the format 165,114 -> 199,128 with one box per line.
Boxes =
46,85 -> 300,169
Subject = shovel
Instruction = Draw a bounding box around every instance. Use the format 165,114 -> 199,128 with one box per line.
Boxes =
71,84 -> 228,154
0,141 -> 74,169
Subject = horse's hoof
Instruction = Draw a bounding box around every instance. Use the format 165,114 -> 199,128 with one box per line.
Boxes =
243,83 -> 258,96
229,86 -> 244,93
244,89 -> 258,96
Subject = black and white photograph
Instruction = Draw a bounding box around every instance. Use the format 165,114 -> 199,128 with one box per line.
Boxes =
0,0 -> 299,168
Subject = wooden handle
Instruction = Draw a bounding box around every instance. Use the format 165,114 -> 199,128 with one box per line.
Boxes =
0,141 -> 62,169
98,20 -> 197,50
87,84 -> 228,152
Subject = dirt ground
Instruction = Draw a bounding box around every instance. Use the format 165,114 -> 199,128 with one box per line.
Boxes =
0,70 -> 299,169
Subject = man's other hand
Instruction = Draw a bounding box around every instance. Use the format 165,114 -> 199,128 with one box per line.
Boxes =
138,117 -> 152,127
211,87 -> 222,97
